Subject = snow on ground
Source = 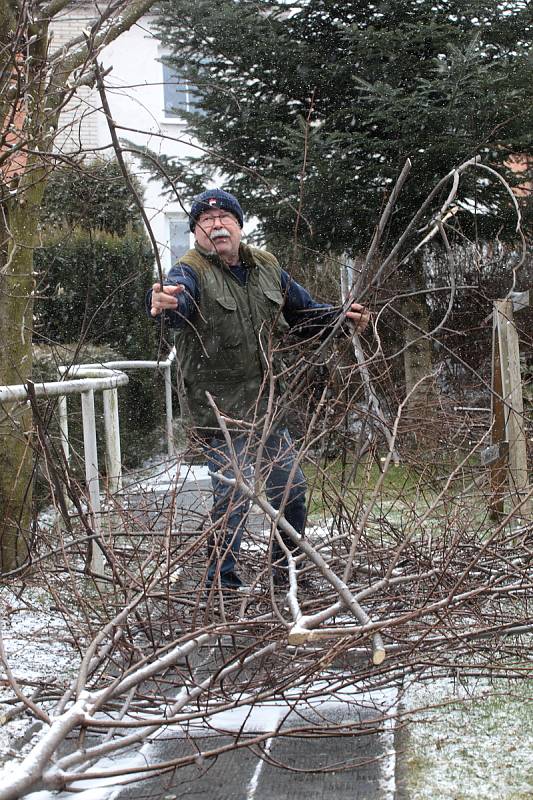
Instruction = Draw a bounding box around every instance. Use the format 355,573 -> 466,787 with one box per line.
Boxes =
123,459 -> 211,494
401,676 -> 533,800
0,586 -> 80,763
2,457 -> 531,798
182,680 -> 398,736
12,683 -> 398,800
0,456 -> 210,767
3,580 -> 531,800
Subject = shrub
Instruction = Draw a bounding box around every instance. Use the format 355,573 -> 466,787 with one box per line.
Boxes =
33,159 -> 169,472
34,226 -> 154,358
40,159 -> 144,236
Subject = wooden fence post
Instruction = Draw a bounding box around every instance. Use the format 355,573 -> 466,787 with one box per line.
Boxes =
488,298 -> 530,517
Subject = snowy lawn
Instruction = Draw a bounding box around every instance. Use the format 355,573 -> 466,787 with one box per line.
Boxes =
401,677 -> 533,800
1,456 -> 530,797
304,459 -> 424,519
0,586 -> 80,763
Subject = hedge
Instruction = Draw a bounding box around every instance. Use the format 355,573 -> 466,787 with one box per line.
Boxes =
34,226 -> 154,358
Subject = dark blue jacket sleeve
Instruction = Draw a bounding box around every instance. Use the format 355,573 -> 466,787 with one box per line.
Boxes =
145,264 -> 199,328
281,270 -> 340,336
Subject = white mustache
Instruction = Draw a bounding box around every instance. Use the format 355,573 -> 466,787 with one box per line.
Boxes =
210,228 -> 231,239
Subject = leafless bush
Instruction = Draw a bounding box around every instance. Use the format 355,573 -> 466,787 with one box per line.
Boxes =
1,271 -> 530,797
1,40 -> 531,792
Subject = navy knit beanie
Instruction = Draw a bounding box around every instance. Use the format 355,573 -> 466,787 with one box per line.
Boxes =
189,189 -> 244,232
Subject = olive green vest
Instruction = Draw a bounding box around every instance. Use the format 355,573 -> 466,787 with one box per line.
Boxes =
174,243 -> 289,431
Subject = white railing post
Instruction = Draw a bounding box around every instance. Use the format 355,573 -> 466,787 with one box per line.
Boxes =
103,387 -> 122,495
164,363 -> 174,458
81,389 -> 105,578
64,349 -> 177,461
1,350 -> 179,579
58,395 -> 70,465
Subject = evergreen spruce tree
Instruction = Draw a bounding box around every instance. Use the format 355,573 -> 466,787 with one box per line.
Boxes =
155,0 -> 531,416
156,0 -> 531,255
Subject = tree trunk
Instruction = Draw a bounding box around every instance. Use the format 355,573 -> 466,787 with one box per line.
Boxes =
0,6 -> 53,572
400,253 -> 437,422
0,0 -> 157,572
0,175 -> 46,571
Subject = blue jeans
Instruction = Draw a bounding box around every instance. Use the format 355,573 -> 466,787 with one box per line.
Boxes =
203,428 -> 307,586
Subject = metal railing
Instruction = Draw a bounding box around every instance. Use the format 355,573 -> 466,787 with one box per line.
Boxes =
0,348 -> 177,576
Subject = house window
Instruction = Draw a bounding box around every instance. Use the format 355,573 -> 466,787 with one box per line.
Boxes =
167,213 -> 191,264
162,60 -> 205,119
162,62 -> 189,118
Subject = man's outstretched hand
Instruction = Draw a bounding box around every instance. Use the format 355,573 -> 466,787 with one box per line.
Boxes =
346,302 -> 371,334
150,283 -> 185,317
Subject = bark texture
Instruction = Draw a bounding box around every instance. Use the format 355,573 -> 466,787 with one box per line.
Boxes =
0,0 -> 156,571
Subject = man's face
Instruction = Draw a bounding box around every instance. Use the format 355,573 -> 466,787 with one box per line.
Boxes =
194,209 -> 242,265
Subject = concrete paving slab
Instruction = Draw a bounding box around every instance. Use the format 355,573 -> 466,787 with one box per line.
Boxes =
254,703 -> 392,799
118,735 -> 262,800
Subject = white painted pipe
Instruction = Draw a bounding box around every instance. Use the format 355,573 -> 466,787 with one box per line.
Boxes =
164,364 -> 174,458
81,389 -> 105,578
58,395 -> 70,465
0,374 -> 128,403
103,387 -> 122,495
59,348 -> 177,459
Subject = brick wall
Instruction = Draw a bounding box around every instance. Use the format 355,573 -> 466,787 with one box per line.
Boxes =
50,3 -> 103,156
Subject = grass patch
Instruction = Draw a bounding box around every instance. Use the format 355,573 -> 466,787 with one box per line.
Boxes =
401,678 -> 533,800
304,455 -> 439,518
302,448 -> 494,532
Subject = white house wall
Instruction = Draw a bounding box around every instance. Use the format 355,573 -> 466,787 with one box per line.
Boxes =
52,4 -> 197,272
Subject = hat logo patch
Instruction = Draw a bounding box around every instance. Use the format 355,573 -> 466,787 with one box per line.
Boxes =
208,198 -> 217,206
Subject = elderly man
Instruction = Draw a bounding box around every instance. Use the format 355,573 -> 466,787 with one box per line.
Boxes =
149,189 -> 369,594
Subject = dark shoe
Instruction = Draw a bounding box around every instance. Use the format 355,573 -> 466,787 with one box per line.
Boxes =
204,572 -> 249,602
221,571 -> 245,591
205,570 -> 243,591
272,566 -> 319,592
273,566 -> 289,588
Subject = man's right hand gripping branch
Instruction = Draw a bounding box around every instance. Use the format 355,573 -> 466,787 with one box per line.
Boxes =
150,282 -> 185,316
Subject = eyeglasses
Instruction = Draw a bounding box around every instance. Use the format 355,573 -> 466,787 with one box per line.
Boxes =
196,213 -> 237,228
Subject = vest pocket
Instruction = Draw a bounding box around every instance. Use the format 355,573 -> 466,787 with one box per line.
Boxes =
261,288 -> 289,332
193,366 -> 246,382
216,296 -> 237,311
262,288 -> 284,307
214,295 -> 240,349
186,368 -> 247,424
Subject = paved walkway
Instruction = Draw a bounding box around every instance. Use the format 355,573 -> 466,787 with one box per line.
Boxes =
27,467 -> 401,800
118,701 -> 396,800
55,691 -> 398,800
